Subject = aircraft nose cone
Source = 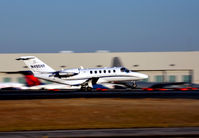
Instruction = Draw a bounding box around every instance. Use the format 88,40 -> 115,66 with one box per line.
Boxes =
131,72 -> 148,80
139,73 -> 148,79
142,74 -> 148,79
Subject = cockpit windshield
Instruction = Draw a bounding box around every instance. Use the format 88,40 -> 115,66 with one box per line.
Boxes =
120,67 -> 130,73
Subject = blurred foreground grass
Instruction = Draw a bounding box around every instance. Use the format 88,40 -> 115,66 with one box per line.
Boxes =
0,98 -> 199,131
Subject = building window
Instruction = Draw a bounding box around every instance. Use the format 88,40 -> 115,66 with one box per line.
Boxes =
17,77 -> 25,84
142,78 -> 149,82
155,75 -> 163,82
182,75 -> 191,83
169,75 -> 176,82
45,80 -> 52,84
3,77 -> 11,82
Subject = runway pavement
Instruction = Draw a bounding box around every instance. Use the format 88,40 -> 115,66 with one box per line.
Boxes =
0,89 -> 199,100
1,127 -> 199,137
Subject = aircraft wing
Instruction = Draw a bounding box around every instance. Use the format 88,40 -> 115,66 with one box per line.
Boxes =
0,71 -> 33,75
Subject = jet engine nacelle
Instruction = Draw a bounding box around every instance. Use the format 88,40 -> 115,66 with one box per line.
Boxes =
52,68 -> 79,78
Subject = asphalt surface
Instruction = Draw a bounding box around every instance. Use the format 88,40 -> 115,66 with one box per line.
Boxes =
0,89 -> 199,100
1,89 -> 199,137
1,127 -> 199,137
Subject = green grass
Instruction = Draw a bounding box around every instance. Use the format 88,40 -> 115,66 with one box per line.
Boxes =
0,98 -> 199,131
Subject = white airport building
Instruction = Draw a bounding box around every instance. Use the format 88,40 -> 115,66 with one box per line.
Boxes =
0,51 -> 198,84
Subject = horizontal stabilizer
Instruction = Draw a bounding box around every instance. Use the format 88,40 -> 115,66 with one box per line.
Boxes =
16,56 -> 35,60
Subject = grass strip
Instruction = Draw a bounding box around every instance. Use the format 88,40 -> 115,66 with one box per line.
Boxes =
0,98 -> 199,131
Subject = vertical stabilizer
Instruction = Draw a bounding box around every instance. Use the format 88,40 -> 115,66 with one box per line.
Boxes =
16,56 -> 55,74
20,71 -> 42,86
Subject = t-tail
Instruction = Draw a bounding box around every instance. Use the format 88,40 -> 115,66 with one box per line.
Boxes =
16,56 -> 55,75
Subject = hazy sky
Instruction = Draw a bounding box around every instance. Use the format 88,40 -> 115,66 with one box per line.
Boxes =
0,0 -> 199,53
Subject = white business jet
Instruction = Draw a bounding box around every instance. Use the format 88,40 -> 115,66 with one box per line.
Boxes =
16,56 -> 148,91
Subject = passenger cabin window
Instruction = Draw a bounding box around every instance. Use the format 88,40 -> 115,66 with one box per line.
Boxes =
113,70 -> 116,73
95,71 -> 97,74
108,70 -> 111,73
104,70 -> 106,73
90,71 -> 93,74
99,70 -> 102,73
120,67 -> 130,73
